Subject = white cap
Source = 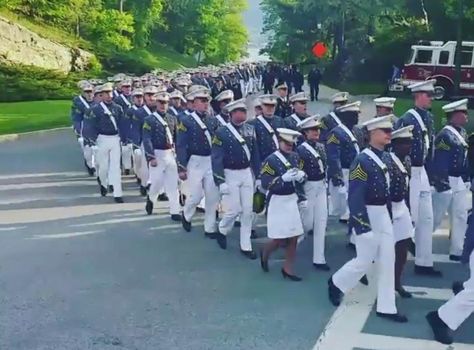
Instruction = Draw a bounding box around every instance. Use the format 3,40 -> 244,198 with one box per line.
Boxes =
253,99 -> 262,108
374,97 -> 396,109
169,89 -> 183,99
143,85 -> 159,94
156,92 -> 170,102
100,82 -> 114,92
186,85 -> 211,100
442,98 -> 469,113
277,128 -> 301,143
408,79 -> 436,93
215,89 -> 234,102
363,115 -> 393,131
289,92 -> 308,103
276,82 -> 288,90
119,80 -> 132,87
297,115 -> 321,130
132,88 -> 143,96
259,94 -> 278,105
225,98 -> 247,113
332,92 -> 349,103
336,101 -> 361,113
392,125 -> 414,140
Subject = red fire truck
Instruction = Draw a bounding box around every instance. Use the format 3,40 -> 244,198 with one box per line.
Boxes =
392,41 -> 474,99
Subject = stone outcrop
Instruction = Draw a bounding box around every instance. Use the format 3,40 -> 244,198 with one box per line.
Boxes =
0,16 -> 95,72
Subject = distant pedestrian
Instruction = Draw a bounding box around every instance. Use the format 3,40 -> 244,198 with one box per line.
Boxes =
308,66 -> 322,101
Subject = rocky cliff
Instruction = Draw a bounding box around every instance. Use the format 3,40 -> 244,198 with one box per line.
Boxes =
0,16 -> 95,73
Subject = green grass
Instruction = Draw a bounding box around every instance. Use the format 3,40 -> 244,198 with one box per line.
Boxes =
0,100 -> 70,135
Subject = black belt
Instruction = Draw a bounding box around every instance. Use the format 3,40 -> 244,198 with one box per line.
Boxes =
99,132 -> 118,136
225,165 -> 250,170
366,199 -> 388,206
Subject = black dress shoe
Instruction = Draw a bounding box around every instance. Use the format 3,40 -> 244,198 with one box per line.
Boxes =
452,281 -> 464,295
241,250 -> 257,260
250,230 -> 258,239
449,254 -> 461,262
426,311 -> 453,345
216,232 -> 227,250
339,218 -> 348,224
182,213 -> 191,232
100,185 -> 108,197
136,177 -> 141,185
346,242 -> 356,251
260,250 -> 269,272
281,268 -> 302,281
146,184 -> 151,191
97,177 -> 102,186
234,221 -> 241,227
205,231 -> 217,239
414,265 -> 442,277
313,263 -> 330,271
158,193 -> 168,201
396,287 -> 413,298
171,214 -> 181,222
376,312 -> 408,323
359,275 -> 369,286
328,277 -> 343,306
196,207 -> 205,213
114,197 -> 124,203
85,161 -> 94,176
145,197 -> 153,215
124,169 -> 130,176
108,185 -> 114,193
139,185 -> 147,196
308,229 -> 314,236
407,240 -> 416,255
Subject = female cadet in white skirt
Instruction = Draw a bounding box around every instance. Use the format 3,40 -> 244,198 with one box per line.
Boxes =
259,128 -> 307,281
388,125 -> 415,298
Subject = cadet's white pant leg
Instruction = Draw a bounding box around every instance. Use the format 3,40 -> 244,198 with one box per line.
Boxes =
309,181 -> 328,264
432,190 -> 452,231
438,252 -> 474,330
83,145 -> 94,169
133,148 -> 142,178
450,187 -> 469,256
198,195 -> 205,209
341,169 -> 350,221
411,166 -> 434,267
219,171 -> 242,235
96,136 -> 110,187
108,136 -> 123,197
148,151 -> 168,201
202,159 -> 219,233
329,183 -> 344,217
139,145 -> 149,185
239,169 -> 254,251
183,155 -> 206,223
121,144 -> 132,171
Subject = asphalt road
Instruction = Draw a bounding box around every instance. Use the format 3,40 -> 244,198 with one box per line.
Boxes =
0,88 -> 473,350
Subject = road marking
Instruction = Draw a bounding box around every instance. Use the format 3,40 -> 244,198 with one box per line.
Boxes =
406,286 -> 453,301
71,214 -> 168,227
0,171 -> 85,180
0,226 -> 27,231
29,230 -> 104,239
356,333 -> 473,350
408,253 -> 457,264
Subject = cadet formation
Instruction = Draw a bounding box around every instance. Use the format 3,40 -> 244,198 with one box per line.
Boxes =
71,64 -> 473,345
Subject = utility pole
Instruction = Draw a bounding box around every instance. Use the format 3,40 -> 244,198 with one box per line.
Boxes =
286,42 -> 290,65
454,0 -> 463,96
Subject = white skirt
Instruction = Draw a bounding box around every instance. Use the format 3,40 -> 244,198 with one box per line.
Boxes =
392,200 -> 414,242
267,193 -> 304,239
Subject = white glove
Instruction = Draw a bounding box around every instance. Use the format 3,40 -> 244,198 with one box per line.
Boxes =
295,170 -> 306,183
219,183 -> 230,195
255,179 -> 263,192
281,169 -> 298,182
338,185 -> 347,194
298,200 -> 308,211
133,148 -> 142,157
77,137 -> 84,147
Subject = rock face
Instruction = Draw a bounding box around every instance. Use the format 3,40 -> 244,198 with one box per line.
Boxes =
0,16 -> 95,72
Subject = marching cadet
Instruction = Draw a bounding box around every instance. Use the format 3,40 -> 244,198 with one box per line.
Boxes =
285,92 -> 309,130
168,90 -> 185,119
389,125 -> 415,298
250,94 -> 285,172
326,101 -> 362,225
426,216 -> 474,344
114,80 -> 133,175
126,89 -> 144,180
209,89 -> 234,131
274,82 -> 292,119
259,128 -> 307,281
431,99 -> 470,261
130,85 -> 160,195
83,83 -> 126,203
211,99 -> 261,258
253,99 -> 262,119
319,92 -> 349,143
296,116 -> 330,270
328,116 -> 408,323
374,97 -> 397,119
177,86 -> 220,237
395,79 -> 441,276
71,82 -> 95,176
143,91 -> 181,221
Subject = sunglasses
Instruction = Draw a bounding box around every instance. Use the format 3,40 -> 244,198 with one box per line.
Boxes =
380,128 -> 392,134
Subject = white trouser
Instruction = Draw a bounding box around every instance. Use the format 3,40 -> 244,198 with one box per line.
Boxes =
148,149 -> 180,215
83,145 -> 95,169
302,180 -> 328,264
333,205 -> 396,314
438,251 -> 474,330
133,148 -> 143,179
329,169 -> 349,220
138,144 -> 149,185
410,166 -> 434,267
240,79 -> 246,97
97,134 -> 123,197
183,155 -> 219,232
219,168 -> 254,251
121,144 -> 133,171
432,176 -> 470,256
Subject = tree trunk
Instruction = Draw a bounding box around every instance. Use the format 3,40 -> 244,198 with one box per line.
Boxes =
420,0 -> 429,30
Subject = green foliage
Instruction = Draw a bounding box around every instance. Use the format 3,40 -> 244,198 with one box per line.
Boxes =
0,100 -> 70,135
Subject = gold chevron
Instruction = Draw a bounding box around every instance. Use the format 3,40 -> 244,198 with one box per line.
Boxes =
436,139 -> 450,151
143,122 -> 151,130
350,163 -> 368,181
177,121 -> 187,132
327,134 -> 340,144
261,162 -> 275,176
212,135 -> 222,145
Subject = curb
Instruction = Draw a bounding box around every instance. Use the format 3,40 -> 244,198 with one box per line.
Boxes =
0,127 -> 71,143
